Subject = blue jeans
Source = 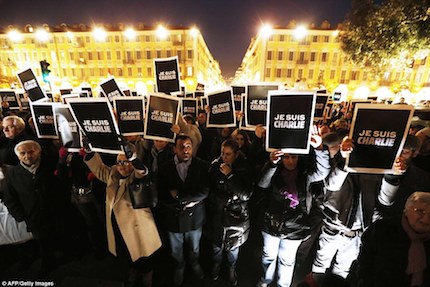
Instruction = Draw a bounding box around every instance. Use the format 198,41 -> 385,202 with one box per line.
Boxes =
168,228 -> 202,269
212,244 -> 240,267
260,231 -> 302,287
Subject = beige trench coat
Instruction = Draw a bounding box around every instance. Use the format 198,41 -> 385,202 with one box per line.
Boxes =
85,153 -> 161,262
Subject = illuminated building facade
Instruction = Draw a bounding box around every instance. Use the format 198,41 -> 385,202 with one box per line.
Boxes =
0,23 -> 224,93
234,21 -> 430,96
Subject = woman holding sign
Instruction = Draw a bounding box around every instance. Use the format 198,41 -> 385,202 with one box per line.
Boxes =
256,130 -> 330,287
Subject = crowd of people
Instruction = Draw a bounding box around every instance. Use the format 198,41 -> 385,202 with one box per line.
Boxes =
0,99 -> 430,287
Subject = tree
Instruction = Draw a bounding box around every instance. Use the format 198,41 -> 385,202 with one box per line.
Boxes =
340,0 -> 430,75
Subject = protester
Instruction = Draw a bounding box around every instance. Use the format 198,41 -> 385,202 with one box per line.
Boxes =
310,136 -> 383,283
256,128 -> 330,287
3,140 -> 73,276
157,134 -> 209,286
84,138 -> 162,287
0,115 -> 34,165
206,139 -> 253,285
357,192 -> 430,287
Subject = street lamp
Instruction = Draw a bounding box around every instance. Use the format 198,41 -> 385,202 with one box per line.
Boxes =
8,30 -> 23,42
93,27 -> 107,42
190,27 -> 199,38
124,27 -> 136,41
156,25 -> 168,40
293,25 -> 308,40
35,29 -> 50,42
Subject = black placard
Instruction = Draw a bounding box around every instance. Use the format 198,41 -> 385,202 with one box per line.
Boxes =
266,91 -> 316,154
245,83 -> 279,129
314,94 -> 329,120
53,104 -> 81,152
346,104 -> 414,173
154,57 -> 180,95
114,97 -> 145,136
100,78 -> 126,103
67,98 -> 122,154
0,90 -> 20,110
17,68 -> 48,102
232,85 -> 245,112
182,98 -> 198,119
144,94 -> 180,143
207,89 -> 236,128
30,102 -> 59,139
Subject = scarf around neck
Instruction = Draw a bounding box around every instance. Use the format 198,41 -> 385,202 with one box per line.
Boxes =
20,158 -> 41,175
401,214 -> 430,287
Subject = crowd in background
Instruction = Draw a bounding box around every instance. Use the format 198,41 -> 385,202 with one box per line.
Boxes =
0,98 -> 429,287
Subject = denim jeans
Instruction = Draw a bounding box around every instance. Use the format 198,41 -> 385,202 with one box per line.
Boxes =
212,244 -> 240,267
312,226 -> 361,278
168,227 -> 202,269
260,231 -> 302,287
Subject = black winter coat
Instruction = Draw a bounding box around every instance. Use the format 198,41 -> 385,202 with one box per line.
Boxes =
157,157 -> 210,233
358,218 -> 430,287
4,161 -> 71,233
206,155 -> 253,246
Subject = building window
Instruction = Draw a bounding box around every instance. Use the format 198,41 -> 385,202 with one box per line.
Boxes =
267,50 -> 273,60
287,69 -> 293,78
330,70 -> 336,79
116,51 -> 121,60
298,69 -> 303,79
88,51 -> 93,61
118,68 -> 123,77
279,35 -> 285,41
167,50 -> 172,57
137,67 -> 142,76
321,52 -> 328,62
156,50 -> 162,58
310,52 -> 316,62
187,50 -> 193,59
69,52 -> 74,61
97,51 -> 103,61
312,35 -> 318,42
128,67 -> 132,77
341,71 -> 347,80
136,51 -> 142,60
85,36 -> 90,43
90,68 -> 95,77
115,35 -> 120,43
276,68 -> 282,78
332,53 -> 338,64
278,51 -> 284,61
308,69 -> 314,79
146,50 -> 152,59
62,68 -> 67,77
107,51 -> 111,60
147,67 -> 152,77
288,51 -> 294,61
126,51 -> 132,61
351,71 -> 359,81
265,68 -> 271,78
323,36 -> 329,43
145,35 -> 151,42
299,52 -> 305,61
177,50 -> 182,61
99,68 -> 104,76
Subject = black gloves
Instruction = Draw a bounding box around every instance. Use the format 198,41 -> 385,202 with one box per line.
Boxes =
118,135 -> 136,161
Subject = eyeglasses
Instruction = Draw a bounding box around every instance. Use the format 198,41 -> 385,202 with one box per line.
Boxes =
413,208 -> 429,217
117,160 -> 130,166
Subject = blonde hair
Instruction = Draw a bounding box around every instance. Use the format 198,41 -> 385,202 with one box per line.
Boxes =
3,115 -> 25,133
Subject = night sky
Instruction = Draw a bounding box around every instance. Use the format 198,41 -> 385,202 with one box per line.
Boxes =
0,0 -> 352,79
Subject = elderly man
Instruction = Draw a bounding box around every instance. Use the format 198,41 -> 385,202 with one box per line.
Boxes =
3,140 -> 70,276
358,192 -> 430,287
0,115 -> 34,165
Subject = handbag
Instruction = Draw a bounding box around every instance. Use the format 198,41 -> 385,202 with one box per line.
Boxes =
70,185 -> 95,204
128,176 -> 157,209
